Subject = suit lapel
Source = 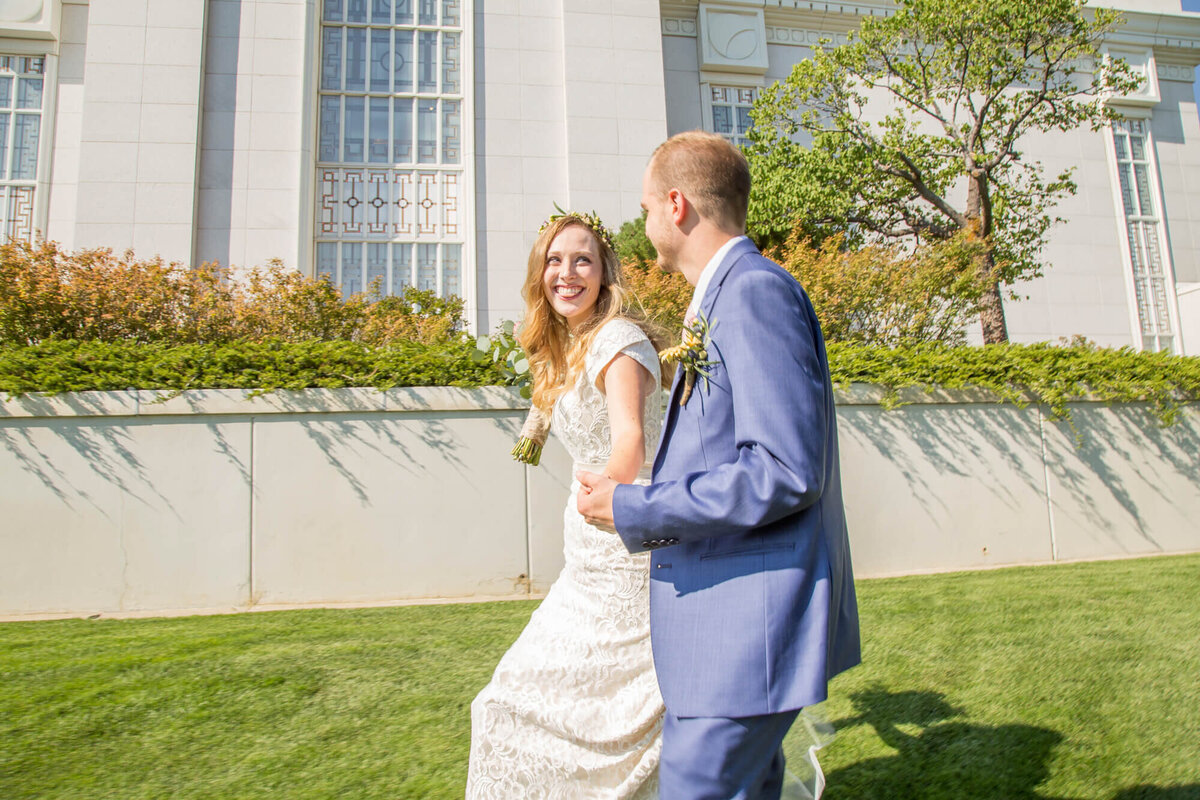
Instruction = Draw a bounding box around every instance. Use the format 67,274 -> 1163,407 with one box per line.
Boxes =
652,364 -> 684,475
652,238 -> 757,477
697,237 -> 755,323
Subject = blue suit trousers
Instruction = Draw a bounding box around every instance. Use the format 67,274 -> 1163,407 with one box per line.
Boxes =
660,709 -> 801,800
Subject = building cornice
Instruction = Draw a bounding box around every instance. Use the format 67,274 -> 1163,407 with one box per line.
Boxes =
662,0 -> 1200,65
1101,9 -> 1200,65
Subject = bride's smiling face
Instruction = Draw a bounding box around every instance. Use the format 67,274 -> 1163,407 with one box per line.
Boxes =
543,224 -> 603,331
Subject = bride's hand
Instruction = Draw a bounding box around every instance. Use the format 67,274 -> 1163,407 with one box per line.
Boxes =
576,470 -> 618,533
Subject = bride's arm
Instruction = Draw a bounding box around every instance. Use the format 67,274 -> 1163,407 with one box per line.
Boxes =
600,352 -> 653,484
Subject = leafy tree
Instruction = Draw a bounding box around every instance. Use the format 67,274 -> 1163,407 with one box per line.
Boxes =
613,211 -> 658,267
747,0 -> 1140,343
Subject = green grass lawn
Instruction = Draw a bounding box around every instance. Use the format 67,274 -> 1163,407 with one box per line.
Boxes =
2,554 -> 1198,799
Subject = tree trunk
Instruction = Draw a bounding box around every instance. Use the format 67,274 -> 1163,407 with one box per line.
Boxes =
978,281 -> 1008,344
974,244 -> 1008,343
965,179 -> 1008,344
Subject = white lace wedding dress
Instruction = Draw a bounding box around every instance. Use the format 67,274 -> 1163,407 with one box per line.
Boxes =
467,318 -> 665,800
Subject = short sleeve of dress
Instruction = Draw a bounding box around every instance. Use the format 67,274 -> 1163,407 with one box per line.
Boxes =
584,318 -> 661,391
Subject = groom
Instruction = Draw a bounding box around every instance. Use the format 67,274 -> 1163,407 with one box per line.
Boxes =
577,131 -> 860,799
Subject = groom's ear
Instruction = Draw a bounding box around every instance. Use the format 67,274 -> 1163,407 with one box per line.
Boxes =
667,188 -> 688,226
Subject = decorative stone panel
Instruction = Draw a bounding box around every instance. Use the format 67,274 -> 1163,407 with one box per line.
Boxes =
1103,45 -> 1161,109
1156,62 -> 1195,83
0,0 -> 59,40
765,26 -> 849,48
698,4 -> 768,75
662,17 -> 698,37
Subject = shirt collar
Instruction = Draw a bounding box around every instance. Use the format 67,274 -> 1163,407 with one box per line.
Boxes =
687,235 -> 748,320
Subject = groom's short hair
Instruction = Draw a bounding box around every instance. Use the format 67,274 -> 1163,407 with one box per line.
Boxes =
648,131 -> 750,234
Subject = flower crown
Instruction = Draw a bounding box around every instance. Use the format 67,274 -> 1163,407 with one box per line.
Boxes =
539,203 -> 615,253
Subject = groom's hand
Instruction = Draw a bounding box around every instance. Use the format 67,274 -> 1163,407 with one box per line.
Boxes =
576,470 -> 617,533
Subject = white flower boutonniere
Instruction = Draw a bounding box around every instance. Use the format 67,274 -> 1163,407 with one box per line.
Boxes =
659,312 -> 719,407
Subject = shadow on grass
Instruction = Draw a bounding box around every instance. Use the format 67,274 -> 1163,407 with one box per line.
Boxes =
823,688 -> 1064,800
822,689 -> 1200,800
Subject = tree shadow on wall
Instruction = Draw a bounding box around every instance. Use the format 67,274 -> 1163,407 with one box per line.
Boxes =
1043,404 -> 1200,551
1,389 -> 524,518
837,402 -> 1049,519
820,688 -> 1068,800
240,389 -> 501,506
837,399 -> 1200,554
0,409 -> 185,521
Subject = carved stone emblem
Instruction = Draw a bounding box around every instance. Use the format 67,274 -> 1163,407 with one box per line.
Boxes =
707,11 -> 758,60
698,5 -> 768,74
0,0 -> 43,24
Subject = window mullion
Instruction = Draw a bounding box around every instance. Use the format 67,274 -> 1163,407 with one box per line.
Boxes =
315,0 -> 465,301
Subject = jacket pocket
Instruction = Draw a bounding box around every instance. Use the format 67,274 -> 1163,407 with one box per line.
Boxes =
699,541 -> 796,560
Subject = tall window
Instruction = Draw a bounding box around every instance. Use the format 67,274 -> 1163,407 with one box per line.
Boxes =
707,86 -> 755,149
0,56 -> 44,242
1111,119 -> 1175,353
316,0 -> 465,300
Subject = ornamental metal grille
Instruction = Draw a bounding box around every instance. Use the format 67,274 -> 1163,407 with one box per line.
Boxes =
0,56 -> 44,243
316,0 -> 464,300
709,86 -> 755,149
1112,119 -> 1174,353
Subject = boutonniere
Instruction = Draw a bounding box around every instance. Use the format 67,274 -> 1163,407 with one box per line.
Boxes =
659,312 -> 719,407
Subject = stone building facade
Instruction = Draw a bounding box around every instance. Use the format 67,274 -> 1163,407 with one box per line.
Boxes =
4,0 -> 1200,352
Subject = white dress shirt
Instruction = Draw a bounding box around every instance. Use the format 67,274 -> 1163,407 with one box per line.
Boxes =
685,235 -> 749,321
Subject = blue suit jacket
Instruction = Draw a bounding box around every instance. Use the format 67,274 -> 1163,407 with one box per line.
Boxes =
613,239 -> 860,718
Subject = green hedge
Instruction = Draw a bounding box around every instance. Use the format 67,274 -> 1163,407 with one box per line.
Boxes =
828,341 -> 1200,423
0,338 -> 502,396
2,339 -> 1198,424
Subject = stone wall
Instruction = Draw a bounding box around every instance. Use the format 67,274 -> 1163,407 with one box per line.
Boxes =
2,387 -> 1197,618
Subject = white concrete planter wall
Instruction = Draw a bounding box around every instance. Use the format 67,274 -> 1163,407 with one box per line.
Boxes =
2,387 -> 1197,618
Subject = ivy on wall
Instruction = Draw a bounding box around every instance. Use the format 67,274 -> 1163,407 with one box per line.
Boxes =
828,342 -> 1200,424
0,339 -> 503,397
4,339 -> 1198,425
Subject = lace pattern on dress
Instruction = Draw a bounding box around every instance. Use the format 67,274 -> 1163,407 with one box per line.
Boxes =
552,318 -> 663,469
466,317 -> 666,799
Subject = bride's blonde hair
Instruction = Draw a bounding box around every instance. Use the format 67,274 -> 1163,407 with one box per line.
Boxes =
522,215 -> 659,411
521,216 -> 626,410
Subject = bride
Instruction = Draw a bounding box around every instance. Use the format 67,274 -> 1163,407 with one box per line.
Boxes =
466,211 -> 667,798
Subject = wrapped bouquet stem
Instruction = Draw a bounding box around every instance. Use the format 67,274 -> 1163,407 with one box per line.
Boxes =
512,404 -> 551,466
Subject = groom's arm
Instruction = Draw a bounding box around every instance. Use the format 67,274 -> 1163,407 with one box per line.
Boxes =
611,264 -> 830,552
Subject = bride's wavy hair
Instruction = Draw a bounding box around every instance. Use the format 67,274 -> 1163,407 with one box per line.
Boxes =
521,215 -> 672,411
